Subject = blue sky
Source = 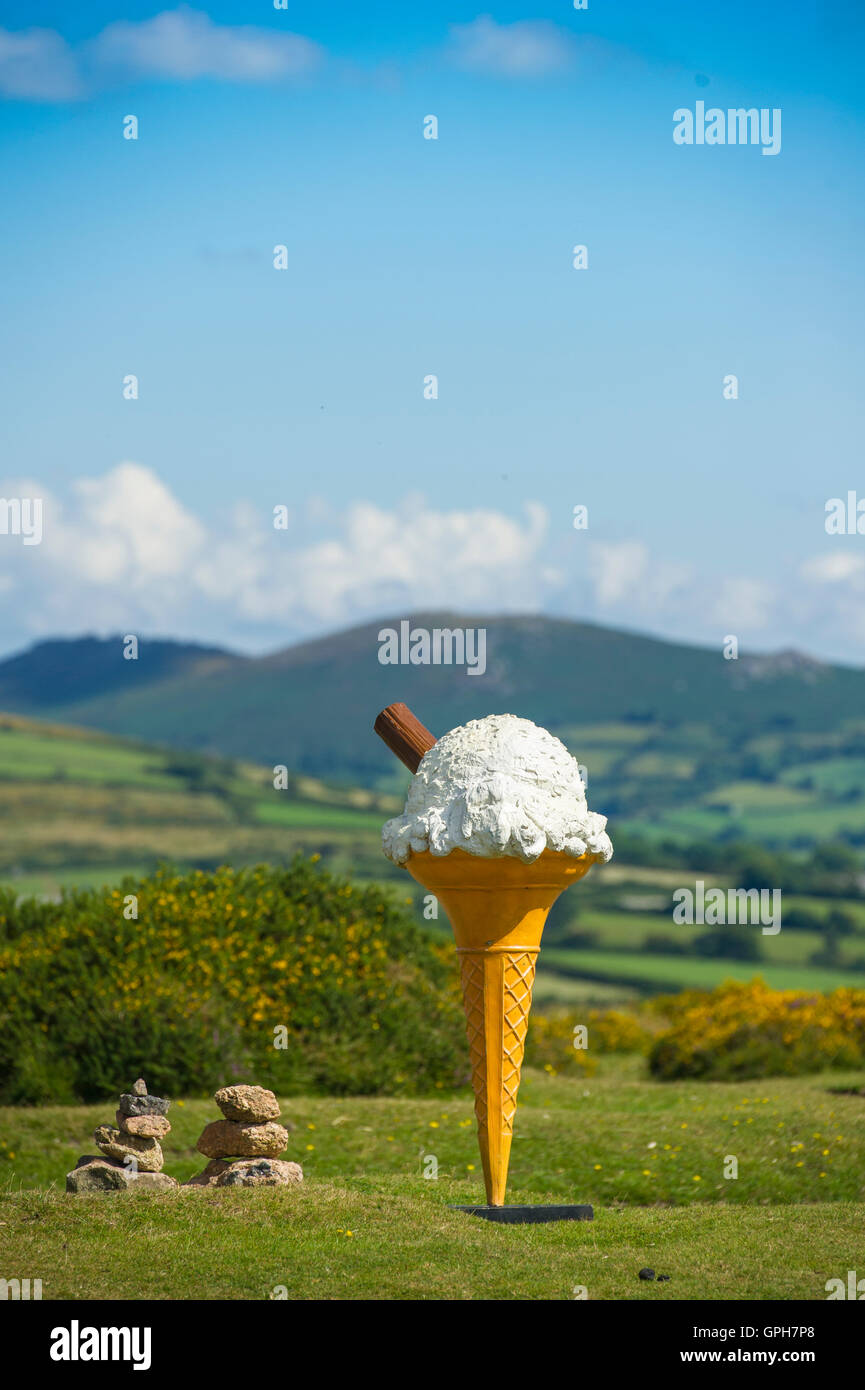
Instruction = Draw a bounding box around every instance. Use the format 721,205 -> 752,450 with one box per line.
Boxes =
1,2 -> 864,662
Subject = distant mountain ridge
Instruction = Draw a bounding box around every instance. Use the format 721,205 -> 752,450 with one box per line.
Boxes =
0,636 -> 241,709
0,615 -> 863,794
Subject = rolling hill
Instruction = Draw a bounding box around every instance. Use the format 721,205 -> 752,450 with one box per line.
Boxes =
0,636 -> 240,709
0,711 -> 402,898
2,615 -> 865,850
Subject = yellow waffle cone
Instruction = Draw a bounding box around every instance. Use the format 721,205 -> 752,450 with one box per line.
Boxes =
405,848 -> 600,1206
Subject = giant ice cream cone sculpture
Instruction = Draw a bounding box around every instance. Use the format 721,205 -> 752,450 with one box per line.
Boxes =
404,847 -> 600,1205
375,703 -> 613,1211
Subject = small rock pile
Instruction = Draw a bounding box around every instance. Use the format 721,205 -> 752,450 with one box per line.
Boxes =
67,1078 -> 178,1194
185,1085 -> 302,1189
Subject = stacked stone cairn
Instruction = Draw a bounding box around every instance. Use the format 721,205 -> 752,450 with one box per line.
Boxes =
67,1078 -> 177,1193
185,1085 -> 303,1189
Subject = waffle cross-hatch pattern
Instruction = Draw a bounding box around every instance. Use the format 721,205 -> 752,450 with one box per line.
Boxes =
459,949 -> 538,1137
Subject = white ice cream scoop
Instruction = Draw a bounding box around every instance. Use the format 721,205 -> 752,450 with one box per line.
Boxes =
379,710 -> 613,866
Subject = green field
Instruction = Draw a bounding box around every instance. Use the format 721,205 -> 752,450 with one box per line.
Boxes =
0,713 -> 403,892
548,907 -> 865,974
543,947 -> 865,994
2,1060 -> 863,1300
0,724 -> 182,787
781,755 -> 865,794
4,710 -> 865,1003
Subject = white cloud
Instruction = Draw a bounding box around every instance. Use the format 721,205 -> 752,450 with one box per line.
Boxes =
66,462 -> 206,584
447,15 -> 577,77
190,493 -> 550,626
587,540 -> 691,614
588,540 -> 649,605
711,577 -> 775,632
0,26 -> 82,100
0,463 -> 551,649
4,464 -> 864,665
0,7 -> 323,102
796,551 -> 865,649
89,7 -> 323,83
801,552 -> 865,586
1,8 -> 638,103
582,542 -> 783,644
0,465 -> 208,635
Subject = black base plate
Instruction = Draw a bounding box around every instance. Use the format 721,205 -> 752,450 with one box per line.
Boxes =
451,1204 -> 594,1224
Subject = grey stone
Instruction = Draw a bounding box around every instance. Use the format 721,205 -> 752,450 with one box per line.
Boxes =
183,1158 -> 232,1188
128,1172 -> 178,1192
215,1159 -> 303,1189
118,1090 -> 170,1118
67,1159 -> 132,1193
67,1158 -> 178,1194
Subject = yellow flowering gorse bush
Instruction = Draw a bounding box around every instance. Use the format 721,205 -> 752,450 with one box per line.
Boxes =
0,858 -> 466,1104
648,978 -> 865,1080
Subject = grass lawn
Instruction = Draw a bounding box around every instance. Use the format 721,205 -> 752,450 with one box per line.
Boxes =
2,1061 -> 863,1300
3,1187 -> 860,1301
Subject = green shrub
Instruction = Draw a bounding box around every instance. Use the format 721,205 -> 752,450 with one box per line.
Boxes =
0,857 -> 467,1104
525,1005 -> 655,1075
693,928 -> 763,961
644,933 -> 689,956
